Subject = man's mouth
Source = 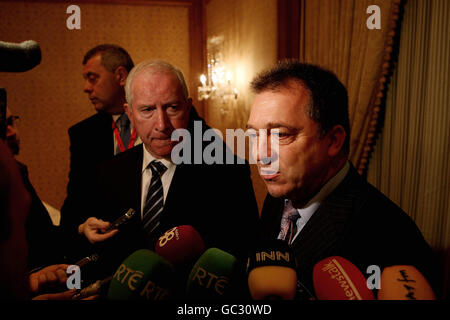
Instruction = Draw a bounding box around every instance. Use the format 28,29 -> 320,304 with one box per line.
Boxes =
152,136 -> 173,145
259,167 -> 280,180
153,135 -> 171,141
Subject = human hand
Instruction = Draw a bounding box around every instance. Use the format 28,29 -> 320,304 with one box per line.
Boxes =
29,264 -> 75,300
78,217 -> 119,244
29,264 -> 70,295
29,264 -> 106,300
32,289 -> 101,300
32,288 -> 77,300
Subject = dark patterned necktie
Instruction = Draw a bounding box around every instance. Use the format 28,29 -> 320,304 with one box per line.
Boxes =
116,113 -> 131,154
142,160 -> 167,235
280,200 -> 301,245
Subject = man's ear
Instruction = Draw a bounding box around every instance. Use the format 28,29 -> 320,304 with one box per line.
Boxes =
327,125 -> 346,157
115,66 -> 128,86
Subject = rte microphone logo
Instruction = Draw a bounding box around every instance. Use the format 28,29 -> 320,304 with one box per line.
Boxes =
191,267 -> 230,296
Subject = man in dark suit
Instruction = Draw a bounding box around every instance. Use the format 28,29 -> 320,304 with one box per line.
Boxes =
246,61 -> 439,299
60,45 -> 140,259
73,60 -> 259,287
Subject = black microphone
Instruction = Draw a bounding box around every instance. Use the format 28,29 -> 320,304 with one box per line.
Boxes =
0,40 -> 42,72
103,208 -> 136,233
74,253 -> 99,268
72,275 -> 113,300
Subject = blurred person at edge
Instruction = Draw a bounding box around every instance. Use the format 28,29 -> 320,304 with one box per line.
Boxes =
4,107 -> 60,271
0,118 -> 75,300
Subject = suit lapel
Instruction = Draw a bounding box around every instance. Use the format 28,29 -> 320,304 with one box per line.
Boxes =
132,146 -> 144,215
96,112 -> 114,157
290,166 -> 363,269
259,195 -> 284,240
160,163 -> 189,226
112,145 -> 144,234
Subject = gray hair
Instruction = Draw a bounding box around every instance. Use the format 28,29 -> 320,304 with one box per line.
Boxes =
125,60 -> 189,108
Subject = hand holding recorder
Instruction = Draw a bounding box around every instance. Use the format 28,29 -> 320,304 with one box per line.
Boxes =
78,209 -> 136,244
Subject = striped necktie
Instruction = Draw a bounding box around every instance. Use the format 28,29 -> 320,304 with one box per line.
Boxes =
142,160 -> 167,235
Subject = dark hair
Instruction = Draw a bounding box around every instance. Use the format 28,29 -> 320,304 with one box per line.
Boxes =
251,60 -> 350,153
83,44 -> 134,73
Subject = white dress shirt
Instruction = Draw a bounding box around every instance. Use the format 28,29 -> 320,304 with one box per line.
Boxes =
140,144 -> 176,219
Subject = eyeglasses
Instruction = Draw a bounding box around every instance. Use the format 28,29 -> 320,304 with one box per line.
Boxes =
6,115 -> 20,127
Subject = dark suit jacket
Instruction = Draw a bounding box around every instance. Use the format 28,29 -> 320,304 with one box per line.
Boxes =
69,109 -> 260,287
59,111 -> 114,258
17,161 -> 61,270
258,164 -> 440,299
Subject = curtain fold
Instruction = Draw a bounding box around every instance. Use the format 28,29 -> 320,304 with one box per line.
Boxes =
367,0 -> 450,299
299,0 -> 401,174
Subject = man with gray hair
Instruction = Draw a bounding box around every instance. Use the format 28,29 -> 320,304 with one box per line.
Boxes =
73,60 -> 259,290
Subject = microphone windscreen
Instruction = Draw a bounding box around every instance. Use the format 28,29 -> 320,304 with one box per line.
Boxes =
247,240 -> 297,300
155,225 -> 205,265
313,256 -> 375,300
377,265 -> 436,300
107,249 -> 174,300
186,248 -> 237,300
0,40 -> 41,72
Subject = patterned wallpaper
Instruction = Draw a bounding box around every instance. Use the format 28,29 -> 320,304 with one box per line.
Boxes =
0,1 -> 190,209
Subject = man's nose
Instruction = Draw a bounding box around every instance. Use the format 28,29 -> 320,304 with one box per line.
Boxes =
6,124 -> 17,138
259,136 -> 272,165
83,80 -> 93,93
249,131 -> 270,164
254,132 -> 277,165
155,109 -> 170,132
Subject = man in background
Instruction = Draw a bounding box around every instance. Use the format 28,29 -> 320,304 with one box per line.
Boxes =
60,44 -> 140,261
247,60 -> 439,299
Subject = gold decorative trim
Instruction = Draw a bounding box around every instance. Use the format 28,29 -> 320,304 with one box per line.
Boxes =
357,0 -> 402,175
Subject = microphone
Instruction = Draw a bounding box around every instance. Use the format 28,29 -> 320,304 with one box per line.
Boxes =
72,276 -> 112,300
186,248 -> 238,300
377,265 -> 436,300
103,208 -> 136,233
74,253 -> 99,268
0,40 -> 42,72
155,225 -> 205,266
313,256 -> 375,300
247,240 -> 298,300
28,253 -> 99,275
27,253 -> 101,297
106,249 -> 174,300
69,209 -> 135,274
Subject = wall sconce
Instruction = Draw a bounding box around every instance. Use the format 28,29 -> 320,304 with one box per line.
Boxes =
198,38 -> 238,101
